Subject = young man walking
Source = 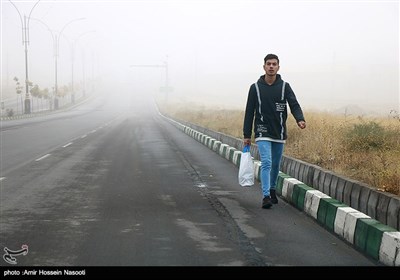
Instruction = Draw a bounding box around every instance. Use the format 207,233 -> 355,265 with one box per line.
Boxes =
243,54 -> 306,209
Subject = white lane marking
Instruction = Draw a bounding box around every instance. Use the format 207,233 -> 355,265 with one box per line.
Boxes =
0,177 -> 6,181
35,154 -> 51,161
81,134 -> 87,139
62,142 -> 73,148
90,129 -> 97,133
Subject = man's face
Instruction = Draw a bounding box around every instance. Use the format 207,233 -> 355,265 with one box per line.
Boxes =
263,59 -> 280,77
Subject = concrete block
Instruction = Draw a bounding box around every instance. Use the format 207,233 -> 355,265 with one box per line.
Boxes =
196,132 -> 201,141
343,211 -> 371,244
280,157 -> 289,174
317,171 -> 326,193
224,146 -> 230,160
322,172 -> 333,196
376,192 -> 391,226
354,218 -> 379,253
204,136 -> 210,146
334,207 -> 359,239
349,182 -> 362,210
293,161 -> 301,180
366,222 -> 397,261
277,172 -> 291,195
359,185 -> 372,214
212,141 -> 221,152
199,133 -> 205,142
232,151 -> 241,166
298,162 -> 306,182
282,178 -> 302,203
208,138 -> 214,149
289,159 -> 297,178
286,159 -> 294,178
329,174 -> 339,198
379,231 -> 400,266
304,164 -> 315,188
208,138 -> 215,149
254,161 -> 261,181
312,167 -> 323,190
230,148 -> 238,162
354,218 -> 396,260
334,176 -> 347,203
343,180 -> 354,206
219,143 -> 228,157
293,183 -> 314,211
387,196 -> 400,230
317,198 -> 347,230
226,147 -> 235,161
304,190 -> 331,219
367,189 -> 380,220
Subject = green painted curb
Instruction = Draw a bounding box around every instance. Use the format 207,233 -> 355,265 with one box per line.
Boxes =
237,153 -> 241,167
293,183 -> 314,210
276,173 -> 291,195
228,148 -> 236,162
354,218 -> 398,260
317,198 -> 347,231
221,145 -> 227,157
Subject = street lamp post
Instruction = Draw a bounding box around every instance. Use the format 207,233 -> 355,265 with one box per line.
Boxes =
29,17 -> 85,110
67,30 -> 95,104
54,18 -> 85,109
9,0 -> 41,114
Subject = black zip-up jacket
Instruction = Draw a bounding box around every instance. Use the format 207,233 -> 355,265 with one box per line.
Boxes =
243,74 -> 305,141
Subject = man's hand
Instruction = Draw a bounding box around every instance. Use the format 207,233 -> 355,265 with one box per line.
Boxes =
297,121 -> 306,129
243,138 -> 252,146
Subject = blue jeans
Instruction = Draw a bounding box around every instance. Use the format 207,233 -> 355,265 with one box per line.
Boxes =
257,140 -> 284,197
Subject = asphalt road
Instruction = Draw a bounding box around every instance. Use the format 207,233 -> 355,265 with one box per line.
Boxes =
0,93 -> 378,266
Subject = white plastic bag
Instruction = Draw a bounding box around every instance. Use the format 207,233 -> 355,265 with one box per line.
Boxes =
238,145 -> 254,187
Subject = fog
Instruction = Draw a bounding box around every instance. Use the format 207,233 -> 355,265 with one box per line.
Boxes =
1,0 -> 399,115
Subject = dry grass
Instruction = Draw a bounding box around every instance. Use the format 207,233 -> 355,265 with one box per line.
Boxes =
158,101 -> 400,196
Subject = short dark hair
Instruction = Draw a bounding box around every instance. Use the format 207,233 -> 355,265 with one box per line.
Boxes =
264,54 -> 279,64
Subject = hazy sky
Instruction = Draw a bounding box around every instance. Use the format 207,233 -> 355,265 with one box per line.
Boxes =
1,0 -> 399,115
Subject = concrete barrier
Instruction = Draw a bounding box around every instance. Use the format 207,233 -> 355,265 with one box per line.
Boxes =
160,113 -> 400,266
166,115 -> 400,230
